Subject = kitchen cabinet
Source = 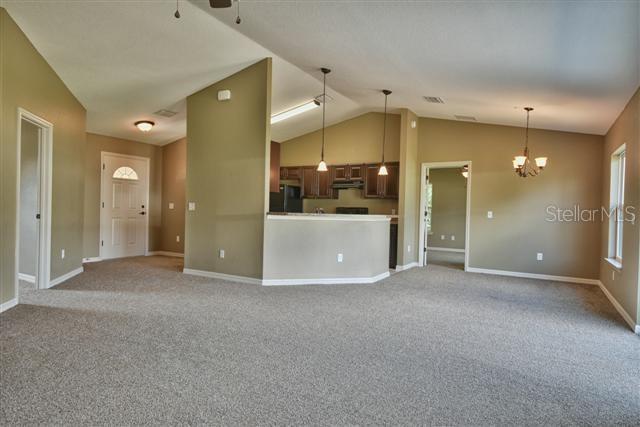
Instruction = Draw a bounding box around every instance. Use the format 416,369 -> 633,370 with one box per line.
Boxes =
331,164 -> 365,182
389,223 -> 398,268
364,162 -> 399,199
270,142 -> 280,193
301,167 -> 333,199
280,166 -> 302,180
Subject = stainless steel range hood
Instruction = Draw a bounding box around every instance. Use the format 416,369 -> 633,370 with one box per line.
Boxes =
331,181 -> 364,189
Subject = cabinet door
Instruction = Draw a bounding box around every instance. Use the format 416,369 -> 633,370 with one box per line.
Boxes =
270,142 -> 280,192
332,165 -> 348,181
302,167 -> 317,198
287,167 -> 302,180
279,167 -> 288,180
317,170 -> 332,198
350,164 -> 364,181
383,163 -> 400,199
364,165 -> 382,198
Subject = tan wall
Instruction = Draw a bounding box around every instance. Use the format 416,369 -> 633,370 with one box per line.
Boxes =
161,137 -> 186,254
280,112 -> 400,214
83,133 -> 163,258
599,88 -> 639,326
263,217 -> 390,281
418,118 -> 604,279
185,59 -> 271,279
19,120 -> 39,276
427,168 -> 467,250
1,8 -> 87,305
397,109 -> 419,265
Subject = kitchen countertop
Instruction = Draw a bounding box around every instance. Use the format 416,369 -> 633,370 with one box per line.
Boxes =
267,212 -> 393,221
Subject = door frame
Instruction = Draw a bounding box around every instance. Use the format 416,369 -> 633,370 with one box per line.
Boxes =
15,108 -> 53,294
99,151 -> 151,259
418,161 -> 472,271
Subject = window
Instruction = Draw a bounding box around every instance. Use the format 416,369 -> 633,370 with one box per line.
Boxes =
426,182 -> 433,234
112,166 -> 138,180
608,145 -> 626,265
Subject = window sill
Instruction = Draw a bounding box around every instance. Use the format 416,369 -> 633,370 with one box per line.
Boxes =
605,258 -> 622,271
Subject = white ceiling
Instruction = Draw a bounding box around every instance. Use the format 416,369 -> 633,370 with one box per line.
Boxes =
2,0 -> 638,145
207,0 -> 639,136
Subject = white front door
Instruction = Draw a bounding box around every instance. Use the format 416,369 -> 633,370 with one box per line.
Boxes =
100,153 -> 149,259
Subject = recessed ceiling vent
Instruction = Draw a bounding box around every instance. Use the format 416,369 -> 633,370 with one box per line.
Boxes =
454,115 -> 477,121
314,93 -> 334,104
423,96 -> 444,104
153,109 -> 178,118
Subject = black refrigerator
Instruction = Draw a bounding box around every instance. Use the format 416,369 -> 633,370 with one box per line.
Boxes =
269,185 -> 303,213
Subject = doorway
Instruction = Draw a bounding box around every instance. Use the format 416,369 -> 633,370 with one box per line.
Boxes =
15,108 -> 53,296
418,161 -> 471,271
100,152 -> 150,259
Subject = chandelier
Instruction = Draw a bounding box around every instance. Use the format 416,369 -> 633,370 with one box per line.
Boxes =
513,107 -> 547,177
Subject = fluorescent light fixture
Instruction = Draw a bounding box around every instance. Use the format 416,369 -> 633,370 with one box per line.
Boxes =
271,100 -> 320,124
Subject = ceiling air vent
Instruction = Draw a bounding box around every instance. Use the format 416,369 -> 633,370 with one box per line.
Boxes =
423,96 -> 444,104
153,109 -> 178,118
454,115 -> 477,121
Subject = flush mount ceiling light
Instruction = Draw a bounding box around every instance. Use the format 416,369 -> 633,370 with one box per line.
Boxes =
317,67 -> 331,172
378,89 -> 392,176
512,107 -> 547,177
134,120 -> 155,132
270,100 -> 320,124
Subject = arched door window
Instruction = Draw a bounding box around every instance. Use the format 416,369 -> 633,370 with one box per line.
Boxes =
112,166 -> 139,180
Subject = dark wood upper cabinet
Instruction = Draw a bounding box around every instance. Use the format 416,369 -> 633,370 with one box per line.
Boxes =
349,164 -> 364,181
364,165 -> 382,198
317,170 -> 332,198
332,165 -> 348,181
302,167 -> 315,197
383,163 -> 400,199
269,142 -> 280,193
364,162 -> 399,199
301,166 -> 332,199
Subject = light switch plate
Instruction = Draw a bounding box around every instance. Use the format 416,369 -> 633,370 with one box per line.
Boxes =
176,235 -> 180,243
61,249 -> 65,259
219,249 -> 225,259
337,253 -> 343,263
537,252 -> 543,261
487,211 -> 493,219
451,235 -> 455,241
407,245 -> 411,252
169,202 -> 174,210
188,202 -> 196,211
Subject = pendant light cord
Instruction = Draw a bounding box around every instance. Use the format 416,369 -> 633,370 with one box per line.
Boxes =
382,92 -> 388,165
321,71 -> 326,162
525,109 -> 530,150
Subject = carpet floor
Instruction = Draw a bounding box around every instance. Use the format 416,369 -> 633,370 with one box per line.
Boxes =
427,249 -> 465,270
1,256 -> 638,425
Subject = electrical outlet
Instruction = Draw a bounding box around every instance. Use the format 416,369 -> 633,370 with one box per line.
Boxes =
169,202 -> 174,210
487,211 -> 493,219
441,235 -> 445,240
176,235 -> 180,243
188,202 -> 196,211
219,249 -> 225,259
61,249 -> 65,259
337,253 -> 343,263
537,252 -> 543,261
612,271 -> 615,280
451,235 -> 455,241
407,245 -> 411,252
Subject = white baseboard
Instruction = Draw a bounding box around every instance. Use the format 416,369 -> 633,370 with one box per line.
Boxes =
262,271 -> 390,286
427,247 -> 465,253
395,262 -> 419,272
48,267 -> 84,288
18,273 -> 35,283
82,257 -> 102,263
147,251 -> 184,258
597,280 -> 638,333
183,268 -> 262,285
0,298 -> 18,313
466,267 -> 600,285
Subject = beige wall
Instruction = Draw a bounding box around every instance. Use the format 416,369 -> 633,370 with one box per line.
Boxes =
83,133 -> 163,258
427,168 -> 467,250
397,109 -> 419,266
419,118 -> 604,279
301,188 -> 397,215
185,58 -> 271,279
1,8 -> 87,305
599,88 -> 639,326
19,120 -> 39,276
263,217 -> 390,281
161,137 -> 186,254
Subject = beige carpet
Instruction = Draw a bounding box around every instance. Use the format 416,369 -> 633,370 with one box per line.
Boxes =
1,256 -> 638,425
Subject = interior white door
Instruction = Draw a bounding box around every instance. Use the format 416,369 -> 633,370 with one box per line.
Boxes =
100,153 -> 149,259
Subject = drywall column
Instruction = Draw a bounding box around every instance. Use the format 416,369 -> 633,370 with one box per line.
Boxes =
184,58 -> 272,280
397,109 -> 419,268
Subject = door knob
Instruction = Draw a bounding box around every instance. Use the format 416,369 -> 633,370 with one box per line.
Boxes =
139,211 -> 146,215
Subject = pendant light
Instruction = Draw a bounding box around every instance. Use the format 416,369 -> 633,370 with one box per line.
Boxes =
317,67 -> 331,172
513,107 -> 547,177
378,90 -> 392,176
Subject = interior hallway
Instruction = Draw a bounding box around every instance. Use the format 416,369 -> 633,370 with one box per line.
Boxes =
1,256 -> 638,425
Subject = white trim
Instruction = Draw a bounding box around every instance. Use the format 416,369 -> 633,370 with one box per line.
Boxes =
395,262 -> 419,271
82,257 -> 103,263
427,246 -> 465,253
183,268 -> 263,285
596,280 -> 638,333
146,251 -> 184,258
15,108 -> 53,299
418,161 -> 471,271
466,267 -> 600,285
100,152 -> 150,260
266,214 -> 390,222
604,257 -> 623,271
0,298 -> 18,313
18,273 -> 35,283
262,271 -> 390,286
48,267 -> 84,288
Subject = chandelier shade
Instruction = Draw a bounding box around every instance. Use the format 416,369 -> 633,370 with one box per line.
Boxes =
513,107 -> 547,178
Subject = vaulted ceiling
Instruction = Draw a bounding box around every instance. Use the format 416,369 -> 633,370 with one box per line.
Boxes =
3,0 -> 638,145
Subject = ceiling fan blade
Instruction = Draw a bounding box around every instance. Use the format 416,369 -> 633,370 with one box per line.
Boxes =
210,0 -> 232,8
